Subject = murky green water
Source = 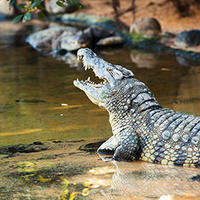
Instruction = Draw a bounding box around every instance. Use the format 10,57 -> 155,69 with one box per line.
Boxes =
0,21 -> 200,200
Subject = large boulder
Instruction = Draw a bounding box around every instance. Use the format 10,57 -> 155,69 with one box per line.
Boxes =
175,30 -> 200,48
26,25 -> 78,55
52,30 -> 89,52
130,18 -> 161,37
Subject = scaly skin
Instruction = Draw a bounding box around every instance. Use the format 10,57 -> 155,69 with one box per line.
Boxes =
74,48 -> 200,167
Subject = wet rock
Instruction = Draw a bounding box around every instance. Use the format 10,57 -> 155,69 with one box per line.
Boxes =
130,18 -> 161,37
44,0 -> 78,14
79,140 -> 105,152
96,36 -> 124,46
175,30 -> 200,47
52,30 -> 89,52
27,24 -> 118,57
26,25 -> 78,55
83,26 -> 114,42
0,142 -> 48,155
60,13 -> 117,30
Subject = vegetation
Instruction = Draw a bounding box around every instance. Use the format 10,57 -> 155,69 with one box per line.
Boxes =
7,0 -> 84,22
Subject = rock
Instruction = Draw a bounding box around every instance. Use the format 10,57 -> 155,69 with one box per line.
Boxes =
96,36 -> 124,46
44,0 -> 78,14
0,142 -> 48,155
53,26 -> 115,52
60,13 -> 117,30
0,0 -> 13,16
130,18 -> 161,37
83,26 -> 114,42
53,30 -> 89,52
175,30 -> 200,47
26,25 -> 78,55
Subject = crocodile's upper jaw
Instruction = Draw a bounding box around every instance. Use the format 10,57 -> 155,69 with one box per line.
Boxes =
73,48 -> 134,106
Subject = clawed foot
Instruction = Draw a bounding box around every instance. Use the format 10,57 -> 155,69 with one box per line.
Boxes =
113,145 -> 135,161
97,136 -> 117,155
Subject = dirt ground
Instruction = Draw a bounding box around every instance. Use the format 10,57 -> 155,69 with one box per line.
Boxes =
78,0 -> 200,34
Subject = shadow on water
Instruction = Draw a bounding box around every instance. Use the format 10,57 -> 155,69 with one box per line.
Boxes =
0,21 -> 200,199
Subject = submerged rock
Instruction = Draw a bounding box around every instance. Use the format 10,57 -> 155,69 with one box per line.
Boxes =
175,30 -> 200,47
130,18 -> 161,37
0,142 -> 48,155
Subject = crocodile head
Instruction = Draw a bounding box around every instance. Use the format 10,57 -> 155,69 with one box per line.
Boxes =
73,48 -> 134,107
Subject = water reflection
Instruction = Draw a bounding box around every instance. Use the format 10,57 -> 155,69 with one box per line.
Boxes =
90,154 -> 200,199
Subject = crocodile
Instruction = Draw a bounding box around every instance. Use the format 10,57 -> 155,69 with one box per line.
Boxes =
73,48 -> 200,167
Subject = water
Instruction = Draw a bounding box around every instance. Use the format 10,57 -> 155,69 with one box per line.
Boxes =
0,21 -> 200,200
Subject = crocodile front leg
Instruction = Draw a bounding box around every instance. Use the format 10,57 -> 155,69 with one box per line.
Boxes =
113,129 -> 139,161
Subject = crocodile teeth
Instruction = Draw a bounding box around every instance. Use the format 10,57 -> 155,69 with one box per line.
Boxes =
77,55 -> 83,61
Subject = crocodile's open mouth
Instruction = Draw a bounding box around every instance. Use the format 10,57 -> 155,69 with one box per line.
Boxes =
74,54 -> 109,89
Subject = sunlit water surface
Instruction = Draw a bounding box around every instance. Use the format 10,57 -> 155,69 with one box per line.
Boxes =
0,21 -> 200,200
